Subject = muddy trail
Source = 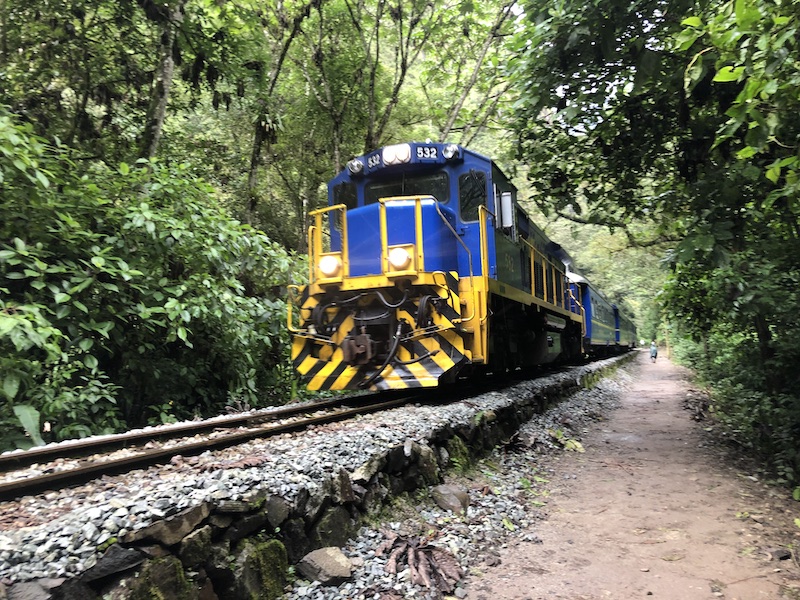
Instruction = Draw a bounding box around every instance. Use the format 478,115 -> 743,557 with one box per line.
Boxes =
466,351 -> 800,600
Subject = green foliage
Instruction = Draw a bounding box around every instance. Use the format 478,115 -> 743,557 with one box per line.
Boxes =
0,109 -> 299,449
669,311 -> 800,483
679,0 -> 800,194
0,0 -> 273,162
1,0 -> 518,253
510,0 -> 800,484
12,405 -> 45,448
501,517 -> 516,531
547,428 -> 585,453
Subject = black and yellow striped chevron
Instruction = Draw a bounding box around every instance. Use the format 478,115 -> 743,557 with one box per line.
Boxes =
291,272 -> 469,391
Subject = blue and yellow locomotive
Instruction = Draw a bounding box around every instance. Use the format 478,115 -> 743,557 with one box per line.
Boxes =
288,142 -> 634,391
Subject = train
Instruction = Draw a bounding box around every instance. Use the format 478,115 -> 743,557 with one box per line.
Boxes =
288,141 -> 636,391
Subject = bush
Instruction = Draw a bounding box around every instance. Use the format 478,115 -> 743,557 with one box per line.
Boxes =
671,323 -> 800,484
1,109 -> 301,449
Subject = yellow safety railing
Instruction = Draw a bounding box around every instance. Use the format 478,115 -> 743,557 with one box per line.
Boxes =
287,284 -> 302,333
307,204 -> 348,284
567,286 -> 586,337
378,196 -> 424,276
469,205 -> 492,363
478,205 -> 491,318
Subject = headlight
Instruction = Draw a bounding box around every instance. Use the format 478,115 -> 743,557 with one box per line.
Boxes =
388,246 -> 412,270
442,143 -> 459,159
319,255 -> 342,277
382,143 -> 412,166
347,158 -> 364,175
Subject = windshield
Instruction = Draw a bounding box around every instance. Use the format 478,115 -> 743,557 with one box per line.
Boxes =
364,171 -> 449,205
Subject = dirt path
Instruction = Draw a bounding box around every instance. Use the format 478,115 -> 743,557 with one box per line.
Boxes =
466,351 -> 800,600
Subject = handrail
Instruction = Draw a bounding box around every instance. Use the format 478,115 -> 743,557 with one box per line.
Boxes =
432,202 -> 475,324
307,204 -> 348,283
306,225 -> 316,283
379,196 -> 426,274
478,205 -> 492,326
567,286 -> 586,337
287,284 -> 302,333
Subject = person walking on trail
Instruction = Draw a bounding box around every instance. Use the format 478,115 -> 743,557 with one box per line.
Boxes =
650,341 -> 658,363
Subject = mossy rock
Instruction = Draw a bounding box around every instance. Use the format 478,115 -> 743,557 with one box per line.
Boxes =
310,506 -> 355,549
219,538 -> 288,600
178,525 -> 212,568
280,518 -> 312,564
415,443 -> 440,486
445,435 -> 472,473
582,372 -> 601,389
248,539 -> 288,600
128,556 -> 194,600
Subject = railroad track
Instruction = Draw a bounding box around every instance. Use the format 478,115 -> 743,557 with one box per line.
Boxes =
0,357 -> 611,503
0,392 -> 424,502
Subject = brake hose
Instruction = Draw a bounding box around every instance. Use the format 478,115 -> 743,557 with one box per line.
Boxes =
415,295 -> 433,328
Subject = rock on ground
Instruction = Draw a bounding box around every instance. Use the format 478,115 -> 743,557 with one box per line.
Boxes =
297,547 -> 353,585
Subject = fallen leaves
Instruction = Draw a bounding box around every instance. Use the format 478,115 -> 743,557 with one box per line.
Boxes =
547,428 -> 586,452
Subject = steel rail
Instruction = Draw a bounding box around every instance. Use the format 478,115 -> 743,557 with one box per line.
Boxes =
0,395 -> 420,502
0,357 -> 612,502
0,394 -> 389,470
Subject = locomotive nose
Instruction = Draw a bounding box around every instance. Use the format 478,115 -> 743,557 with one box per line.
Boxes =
290,193 -> 471,391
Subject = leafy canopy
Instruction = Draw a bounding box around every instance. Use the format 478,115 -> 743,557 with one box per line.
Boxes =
509,0 -> 800,481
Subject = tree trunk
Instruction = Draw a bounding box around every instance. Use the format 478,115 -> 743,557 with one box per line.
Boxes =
440,2 -> 515,140
246,0 -> 315,222
0,0 -> 7,65
247,121 -> 267,222
753,314 -> 777,391
139,2 -> 185,160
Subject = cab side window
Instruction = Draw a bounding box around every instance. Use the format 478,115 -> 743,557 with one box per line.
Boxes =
459,171 -> 487,222
333,182 -> 358,210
